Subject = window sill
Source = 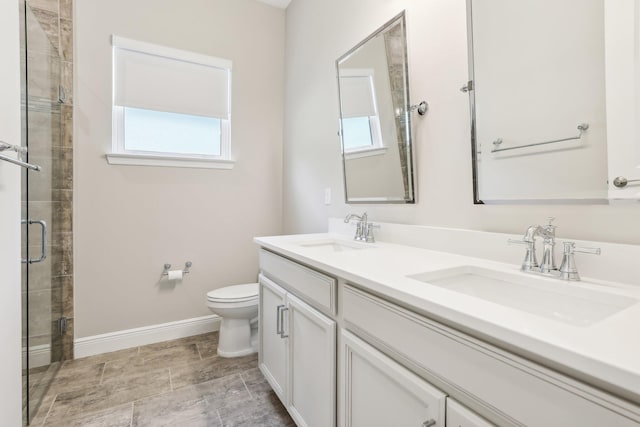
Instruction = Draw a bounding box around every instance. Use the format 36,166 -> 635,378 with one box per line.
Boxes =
106,153 -> 235,169
344,146 -> 387,160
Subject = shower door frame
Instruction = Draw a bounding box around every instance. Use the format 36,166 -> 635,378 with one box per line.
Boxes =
20,0 -> 69,423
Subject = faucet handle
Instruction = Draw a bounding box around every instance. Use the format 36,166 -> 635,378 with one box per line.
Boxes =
574,246 -> 601,255
562,241 -> 601,255
559,242 -> 601,281
354,221 -> 364,241
365,223 -> 380,243
508,238 -> 528,246
544,217 -> 557,234
508,239 -> 538,271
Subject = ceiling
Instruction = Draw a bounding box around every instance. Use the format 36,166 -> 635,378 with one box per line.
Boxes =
255,0 -> 291,9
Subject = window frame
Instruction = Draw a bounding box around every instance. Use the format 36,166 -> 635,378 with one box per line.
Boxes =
338,70 -> 387,160
107,36 -> 234,169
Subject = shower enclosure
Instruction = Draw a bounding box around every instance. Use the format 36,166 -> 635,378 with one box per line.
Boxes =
20,0 -> 73,423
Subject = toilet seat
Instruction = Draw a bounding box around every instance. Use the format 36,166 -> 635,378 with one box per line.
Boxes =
207,283 -> 259,303
206,283 -> 260,358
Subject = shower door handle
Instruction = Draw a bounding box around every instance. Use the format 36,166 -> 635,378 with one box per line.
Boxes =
22,219 -> 47,264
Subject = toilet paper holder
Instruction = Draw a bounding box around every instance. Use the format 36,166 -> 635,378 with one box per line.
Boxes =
163,261 -> 192,276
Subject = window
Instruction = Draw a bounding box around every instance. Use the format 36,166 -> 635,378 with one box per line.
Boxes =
339,70 -> 385,159
107,36 -> 233,169
341,116 -> 375,151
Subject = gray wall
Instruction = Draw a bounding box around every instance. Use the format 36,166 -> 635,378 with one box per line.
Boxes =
283,0 -> 640,244
74,0 -> 285,338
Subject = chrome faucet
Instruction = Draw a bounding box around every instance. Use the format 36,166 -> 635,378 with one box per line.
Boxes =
344,212 -> 376,242
511,218 -> 556,274
510,217 -> 600,281
525,218 -> 557,274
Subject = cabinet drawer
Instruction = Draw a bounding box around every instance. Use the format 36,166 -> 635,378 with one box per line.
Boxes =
343,284 -> 639,427
260,249 -> 336,315
447,399 -> 494,427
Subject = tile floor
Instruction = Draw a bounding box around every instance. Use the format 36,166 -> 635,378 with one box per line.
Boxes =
29,332 -> 295,426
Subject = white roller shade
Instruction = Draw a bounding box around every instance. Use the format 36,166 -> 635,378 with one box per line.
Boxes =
113,36 -> 231,119
339,74 -> 376,118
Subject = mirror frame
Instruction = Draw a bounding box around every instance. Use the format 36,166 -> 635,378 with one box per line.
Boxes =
465,0 -> 482,205
336,10 -> 416,204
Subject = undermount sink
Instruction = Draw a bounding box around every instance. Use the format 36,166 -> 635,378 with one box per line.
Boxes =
408,266 -> 638,327
296,238 -> 371,252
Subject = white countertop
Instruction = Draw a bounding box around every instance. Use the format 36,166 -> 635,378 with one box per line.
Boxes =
254,232 -> 640,403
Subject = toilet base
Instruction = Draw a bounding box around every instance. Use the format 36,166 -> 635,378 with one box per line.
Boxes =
217,317 -> 258,358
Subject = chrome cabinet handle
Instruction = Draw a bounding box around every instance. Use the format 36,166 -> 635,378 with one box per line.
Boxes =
422,420 -> 436,427
21,219 -> 47,264
276,304 -> 284,336
613,176 -> 640,188
279,306 -> 289,339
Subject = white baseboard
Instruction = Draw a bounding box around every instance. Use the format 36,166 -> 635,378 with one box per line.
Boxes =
74,314 -> 221,359
22,344 -> 51,369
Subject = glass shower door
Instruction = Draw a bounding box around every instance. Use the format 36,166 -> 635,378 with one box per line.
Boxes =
21,0 -> 65,423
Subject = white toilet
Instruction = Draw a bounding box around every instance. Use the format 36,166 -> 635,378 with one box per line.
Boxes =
206,283 -> 259,358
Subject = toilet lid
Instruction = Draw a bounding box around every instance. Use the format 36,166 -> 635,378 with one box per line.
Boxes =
207,283 -> 259,302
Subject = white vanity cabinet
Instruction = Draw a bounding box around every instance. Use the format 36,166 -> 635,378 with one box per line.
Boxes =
258,250 -> 337,427
256,242 -> 639,427
340,330 -> 446,427
342,284 -> 639,427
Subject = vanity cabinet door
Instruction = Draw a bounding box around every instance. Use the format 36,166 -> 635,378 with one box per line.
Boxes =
259,274 -> 288,403
287,293 -> 336,427
340,330 -> 446,427
446,399 -> 495,427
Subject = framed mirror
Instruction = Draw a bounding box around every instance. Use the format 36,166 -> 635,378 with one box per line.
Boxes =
336,11 -> 416,204
466,0 -> 612,204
